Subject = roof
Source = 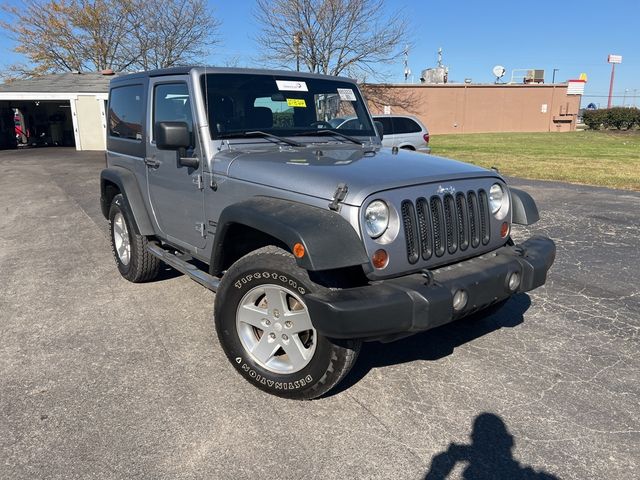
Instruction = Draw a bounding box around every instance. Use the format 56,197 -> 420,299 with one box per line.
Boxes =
0,71 -> 122,93
112,66 -> 355,85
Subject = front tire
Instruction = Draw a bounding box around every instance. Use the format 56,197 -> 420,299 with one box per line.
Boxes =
109,194 -> 160,283
214,246 -> 361,400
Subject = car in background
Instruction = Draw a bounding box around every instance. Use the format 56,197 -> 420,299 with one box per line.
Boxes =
332,114 -> 431,153
372,115 -> 431,153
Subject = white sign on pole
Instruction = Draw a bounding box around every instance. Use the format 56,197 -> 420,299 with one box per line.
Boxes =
608,54 -> 622,64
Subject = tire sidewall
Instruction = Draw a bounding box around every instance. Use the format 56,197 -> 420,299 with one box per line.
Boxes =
109,194 -> 134,278
215,254 -> 336,398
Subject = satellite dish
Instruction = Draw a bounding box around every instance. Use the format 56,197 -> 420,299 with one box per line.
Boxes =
493,65 -> 506,83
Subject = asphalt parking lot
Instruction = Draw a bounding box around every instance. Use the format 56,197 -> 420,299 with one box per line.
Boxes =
1,147 -> 638,479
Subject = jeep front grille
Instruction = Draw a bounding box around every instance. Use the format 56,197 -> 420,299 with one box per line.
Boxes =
401,190 -> 490,263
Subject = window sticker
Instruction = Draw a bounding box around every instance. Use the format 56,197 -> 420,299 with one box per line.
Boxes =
286,98 -> 307,108
276,80 -> 308,92
337,88 -> 357,101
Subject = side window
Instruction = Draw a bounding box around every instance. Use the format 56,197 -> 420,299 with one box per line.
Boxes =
377,117 -> 393,135
109,85 -> 143,140
396,117 -> 422,134
153,83 -> 193,143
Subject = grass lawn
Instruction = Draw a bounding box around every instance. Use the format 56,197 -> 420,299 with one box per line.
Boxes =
430,131 -> 640,191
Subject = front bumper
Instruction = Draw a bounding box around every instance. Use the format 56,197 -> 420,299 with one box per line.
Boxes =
305,236 -> 555,340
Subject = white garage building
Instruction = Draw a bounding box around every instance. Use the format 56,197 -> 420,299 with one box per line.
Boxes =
0,71 -> 118,151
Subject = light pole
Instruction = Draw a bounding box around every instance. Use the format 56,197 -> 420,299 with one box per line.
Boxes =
293,32 -> 303,72
623,89 -> 629,107
552,68 -> 559,84
607,54 -> 622,108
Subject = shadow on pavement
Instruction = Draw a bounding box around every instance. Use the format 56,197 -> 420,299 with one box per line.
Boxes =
423,412 -> 559,479
330,293 -> 531,395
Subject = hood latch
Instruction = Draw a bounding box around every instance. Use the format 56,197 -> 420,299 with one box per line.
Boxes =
329,183 -> 348,211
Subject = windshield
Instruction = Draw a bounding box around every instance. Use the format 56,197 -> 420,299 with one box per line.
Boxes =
200,73 -> 375,140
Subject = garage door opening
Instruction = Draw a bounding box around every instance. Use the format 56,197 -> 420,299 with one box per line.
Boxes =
0,100 -> 75,149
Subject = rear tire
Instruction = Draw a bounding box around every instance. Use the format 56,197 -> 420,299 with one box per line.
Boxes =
109,194 -> 160,283
214,246 -> 361,400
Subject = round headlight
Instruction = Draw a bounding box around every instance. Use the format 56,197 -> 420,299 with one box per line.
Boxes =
489,183 -> 509,219
364,200 -> 389,238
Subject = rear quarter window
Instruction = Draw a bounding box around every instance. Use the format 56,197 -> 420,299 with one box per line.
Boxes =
109,85 -> 144,141
395,117 -> 422,134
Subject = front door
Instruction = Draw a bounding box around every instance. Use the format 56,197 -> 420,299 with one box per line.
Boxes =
146,78 -> 206,249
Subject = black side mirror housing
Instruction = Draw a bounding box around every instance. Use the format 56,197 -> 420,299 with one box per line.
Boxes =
156,121 -> 191,150
374,120 -> 384,141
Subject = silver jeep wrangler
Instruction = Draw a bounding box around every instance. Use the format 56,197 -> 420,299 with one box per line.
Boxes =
100,67 -> 555,399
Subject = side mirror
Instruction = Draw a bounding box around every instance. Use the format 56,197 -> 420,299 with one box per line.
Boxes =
155,121 -> 190,150
374,120 -> 384,141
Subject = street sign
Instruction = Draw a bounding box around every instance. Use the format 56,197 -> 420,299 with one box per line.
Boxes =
608,55 -> 622,64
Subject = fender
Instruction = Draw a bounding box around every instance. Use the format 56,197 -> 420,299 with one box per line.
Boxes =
211,197 -> 369,272
510,188 -> 540,225
100,166 -> 155,235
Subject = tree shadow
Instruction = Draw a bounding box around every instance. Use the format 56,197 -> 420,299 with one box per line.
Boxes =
423,412 -> 559,479
330,293 -> 531,396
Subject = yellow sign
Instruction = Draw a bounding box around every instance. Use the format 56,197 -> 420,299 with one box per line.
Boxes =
579,73 -> 588,82
286,98 -> 306,108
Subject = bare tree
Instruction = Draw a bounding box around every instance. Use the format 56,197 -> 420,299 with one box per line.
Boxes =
129,0 -> 220,70
254,0 -> 407,78
0,0 -> 220,77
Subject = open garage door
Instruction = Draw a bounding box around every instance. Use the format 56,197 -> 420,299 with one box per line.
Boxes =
10,100 -> 76,148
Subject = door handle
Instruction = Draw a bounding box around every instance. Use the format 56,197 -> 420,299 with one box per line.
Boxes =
144,157 -> 161,168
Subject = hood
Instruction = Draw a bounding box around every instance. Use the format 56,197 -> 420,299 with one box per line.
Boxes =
221,145 -> 498,206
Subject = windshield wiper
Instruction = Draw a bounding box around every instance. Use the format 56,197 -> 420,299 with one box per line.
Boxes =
294,129 -> 364,146
243,130 -> 304,147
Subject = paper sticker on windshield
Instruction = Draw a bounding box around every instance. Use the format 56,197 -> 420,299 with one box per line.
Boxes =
337,88 -> 357,101
286,98 -> 307,108
276,80 -> 308,92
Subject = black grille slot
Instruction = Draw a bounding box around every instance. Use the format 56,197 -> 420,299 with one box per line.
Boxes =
416,197 -> 432,260
399,187 -> 491,265
456,192 -> 469,251
401,200 -> 420,264
443,194 -> 458,254
478,189 -> 491,245
430,196 -> 445,257
468,191 -> 480,248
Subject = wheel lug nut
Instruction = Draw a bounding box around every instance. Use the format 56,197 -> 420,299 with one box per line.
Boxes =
282,334 -> 288,341
273,309 -> 280,318
264,319 -> 271,326
285,321 -> 293,328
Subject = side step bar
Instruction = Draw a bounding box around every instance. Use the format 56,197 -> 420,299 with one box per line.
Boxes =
147,243 -> 220,292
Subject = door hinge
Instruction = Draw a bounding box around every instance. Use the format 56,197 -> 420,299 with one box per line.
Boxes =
329,183 -> 348,211
193,174 -> 204,190
195,222 -> 206,237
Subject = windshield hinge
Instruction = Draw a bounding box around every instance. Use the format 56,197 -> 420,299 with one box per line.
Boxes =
194,174 -> 204,190
329,183 -> 348,211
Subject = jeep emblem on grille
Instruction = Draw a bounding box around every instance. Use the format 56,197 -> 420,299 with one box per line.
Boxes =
436,185 -> 456,195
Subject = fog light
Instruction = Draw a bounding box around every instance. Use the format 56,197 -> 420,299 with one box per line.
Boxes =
508,271 -> 521,291
452,289 -> 468,311
372,249 -> 388,269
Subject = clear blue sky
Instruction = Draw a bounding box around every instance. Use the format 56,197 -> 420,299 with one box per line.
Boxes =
1,0 -> 638,107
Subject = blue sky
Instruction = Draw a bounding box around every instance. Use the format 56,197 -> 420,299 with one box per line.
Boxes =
1,0 -> 638,106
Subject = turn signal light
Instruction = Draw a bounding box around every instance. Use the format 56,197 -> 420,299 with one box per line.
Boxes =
293,243 -> 305,258
500,222 -> 510,238
372,249 -> 389,269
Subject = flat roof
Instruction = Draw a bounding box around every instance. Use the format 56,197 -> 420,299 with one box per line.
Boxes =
0,71 -> 121,93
